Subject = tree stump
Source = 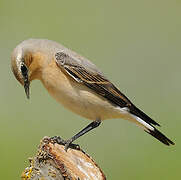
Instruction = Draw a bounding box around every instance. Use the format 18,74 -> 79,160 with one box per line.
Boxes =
21,136 -> 106,180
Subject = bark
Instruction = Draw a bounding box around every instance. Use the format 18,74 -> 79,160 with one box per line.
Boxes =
21,136 -> 106,180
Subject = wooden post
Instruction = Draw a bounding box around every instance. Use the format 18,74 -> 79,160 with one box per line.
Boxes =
21,136 -> 106,180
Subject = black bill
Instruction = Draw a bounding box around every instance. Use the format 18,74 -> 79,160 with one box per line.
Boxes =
24,80 -> 30,99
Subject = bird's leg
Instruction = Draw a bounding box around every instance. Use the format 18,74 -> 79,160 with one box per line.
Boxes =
64,118 -> 101,151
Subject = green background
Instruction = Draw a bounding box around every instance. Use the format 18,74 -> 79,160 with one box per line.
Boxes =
0,0 -> 180,179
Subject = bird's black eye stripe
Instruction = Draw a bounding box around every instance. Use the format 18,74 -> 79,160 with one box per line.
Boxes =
21,64 -> 28,76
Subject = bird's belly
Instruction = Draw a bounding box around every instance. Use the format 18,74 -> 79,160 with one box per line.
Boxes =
50,85 -> 122,120
41,71 -> 121,120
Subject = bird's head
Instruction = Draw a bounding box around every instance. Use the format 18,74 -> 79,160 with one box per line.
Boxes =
11,39 -> 46,99
11,39 -> 62,99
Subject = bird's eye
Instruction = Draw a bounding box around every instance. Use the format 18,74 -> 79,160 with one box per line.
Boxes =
21,64 -> 28,76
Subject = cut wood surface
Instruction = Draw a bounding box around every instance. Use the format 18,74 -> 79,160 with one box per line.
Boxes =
21,136 -> 106,180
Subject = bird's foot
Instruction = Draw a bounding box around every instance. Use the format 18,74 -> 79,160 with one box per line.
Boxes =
50,136 -> 66,145
50,136 -> 80,152
64,139 -> 80,152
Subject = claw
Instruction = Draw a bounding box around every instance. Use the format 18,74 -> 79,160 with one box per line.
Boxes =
64,140 -> 80,152
50,136 -> 80,151
50,136 -> 66,145
64,139 -> 72,151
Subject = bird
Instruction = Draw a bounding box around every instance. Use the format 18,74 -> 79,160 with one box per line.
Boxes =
11,39 -> 174,150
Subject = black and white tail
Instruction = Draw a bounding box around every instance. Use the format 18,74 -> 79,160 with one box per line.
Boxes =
145,127 -> 174,145
129,105 -> 175,146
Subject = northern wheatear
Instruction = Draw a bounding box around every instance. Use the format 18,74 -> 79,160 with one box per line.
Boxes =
11,39 -> 174,150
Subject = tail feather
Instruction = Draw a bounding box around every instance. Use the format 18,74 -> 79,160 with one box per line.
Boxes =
129,109 -> 175,146
130,104 -> 160,126
145,128 -> 175,146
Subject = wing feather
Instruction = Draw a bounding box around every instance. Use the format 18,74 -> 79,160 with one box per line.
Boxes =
55,51 -> 160,126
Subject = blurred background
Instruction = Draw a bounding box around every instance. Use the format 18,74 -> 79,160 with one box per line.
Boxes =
0,0 -> 180,179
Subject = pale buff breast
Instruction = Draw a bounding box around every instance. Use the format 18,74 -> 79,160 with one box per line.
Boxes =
40,61 -> 124,121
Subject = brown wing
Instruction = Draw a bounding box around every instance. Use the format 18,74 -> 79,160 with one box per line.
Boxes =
66,64 -> 133,108
55,51 -> 160,126
55,51 -> 131,108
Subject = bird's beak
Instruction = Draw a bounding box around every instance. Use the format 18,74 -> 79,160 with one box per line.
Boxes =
24,79 -> 30,99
